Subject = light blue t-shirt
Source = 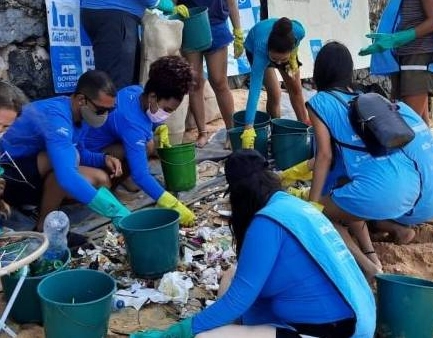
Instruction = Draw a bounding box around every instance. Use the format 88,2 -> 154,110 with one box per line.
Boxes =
84,85 -> 165,201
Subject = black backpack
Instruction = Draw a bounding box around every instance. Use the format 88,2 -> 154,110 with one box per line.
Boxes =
326,91 -> 415,157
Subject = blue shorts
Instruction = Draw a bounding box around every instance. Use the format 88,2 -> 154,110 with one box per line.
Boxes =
205,21 -> 233,54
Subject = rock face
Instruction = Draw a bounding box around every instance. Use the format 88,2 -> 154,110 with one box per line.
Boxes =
0,1 -> 388,100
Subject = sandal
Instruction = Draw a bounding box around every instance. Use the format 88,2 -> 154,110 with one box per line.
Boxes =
195,131 -> 209,148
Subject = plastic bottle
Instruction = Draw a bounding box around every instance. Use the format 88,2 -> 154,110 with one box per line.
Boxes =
43,210 -> 69,260
111,296 -> 125,311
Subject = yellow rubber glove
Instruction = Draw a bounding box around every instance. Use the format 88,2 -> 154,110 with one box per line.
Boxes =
157,191 -> 196,227
174,4 -> 189,18
240,128 -> 256,149
233,28 -> 244,59
154,124 -> 171,148
280,160 -> 312,187
287,186 -> 310,201
310,201 -> 324,212
285,47 -> 299,76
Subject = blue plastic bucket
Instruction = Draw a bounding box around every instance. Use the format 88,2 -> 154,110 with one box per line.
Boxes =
118,208 -> 180,279
376,273 -> 433,338
170,7 -> 212,53
228,126 -> 269,158
37,269 -> 116,338
233,110 -> 271,129
271,118 -> 309,134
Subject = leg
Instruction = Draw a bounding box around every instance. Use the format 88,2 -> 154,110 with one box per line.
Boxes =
402,93 -> 430,126
372,219 -> 416,244
321,195 -> 382,282
205,47 -> 235,148
263,68 -> 281,118
81,9 -> 139,89
183,51 -> 208,147
36,166 -> 111,231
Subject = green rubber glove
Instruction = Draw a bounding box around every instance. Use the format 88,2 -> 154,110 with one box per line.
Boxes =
240,128 -> 256,149
157,0 -> 189,18
157,191 -> 196,227
280,160 -> 312,187
233,28 -> 244,59
155,124 -> 171,148
359,28 -> 416,56
130,318 -> 193,338
88,187 -> 131,229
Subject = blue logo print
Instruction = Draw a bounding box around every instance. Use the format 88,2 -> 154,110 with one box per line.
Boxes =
330,0 -> 353,19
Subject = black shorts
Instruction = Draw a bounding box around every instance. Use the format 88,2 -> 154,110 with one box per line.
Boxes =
276,318 -> 356,338
2,155 -> 43,207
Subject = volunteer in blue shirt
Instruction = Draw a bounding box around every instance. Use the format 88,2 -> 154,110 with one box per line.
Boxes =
84,56 -> 195,226
1,70 -> 130,231
241,17 -> 309,149
307,42 -> 433,281
131,149 -> 376,338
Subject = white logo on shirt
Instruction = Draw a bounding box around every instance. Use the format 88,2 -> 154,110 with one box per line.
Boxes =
56,127 -> 70,137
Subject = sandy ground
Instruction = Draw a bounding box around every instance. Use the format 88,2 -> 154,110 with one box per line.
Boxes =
2,88 -> 433,337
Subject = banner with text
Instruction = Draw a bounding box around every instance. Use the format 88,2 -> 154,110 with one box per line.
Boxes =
268,0 -> 371,79
45,0 -> 94,93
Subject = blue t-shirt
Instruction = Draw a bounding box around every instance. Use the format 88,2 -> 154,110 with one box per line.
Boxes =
1,96 -> 105,204
84,85 -> 165,201
81,0 -> 159,18
244,19 -> 305,125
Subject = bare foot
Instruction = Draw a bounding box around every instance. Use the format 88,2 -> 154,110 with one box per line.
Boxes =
195,131 -> 209,148
120,176 -> 140,193
393,227 -> 416,245
364,251 -> 383,271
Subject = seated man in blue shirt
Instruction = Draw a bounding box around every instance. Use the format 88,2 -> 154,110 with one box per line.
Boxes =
1,70 -> 130,231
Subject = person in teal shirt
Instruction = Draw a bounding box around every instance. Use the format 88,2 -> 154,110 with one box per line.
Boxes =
241,17 -> 309,149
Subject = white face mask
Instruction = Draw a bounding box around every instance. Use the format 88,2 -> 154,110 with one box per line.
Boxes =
146,103 -> 170,123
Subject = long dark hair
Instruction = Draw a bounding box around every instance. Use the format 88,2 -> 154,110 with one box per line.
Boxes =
313,41 -> 354,91
226,151 -> 282,256
268,17 -> 296,53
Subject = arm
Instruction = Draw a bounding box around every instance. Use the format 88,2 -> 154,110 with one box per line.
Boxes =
245,53 -> 269,127
417,0 -> 433,37
308,107 -> 333,202
279,69 -> 309,124
227,0 -> 241,30
192,216 -> 284,334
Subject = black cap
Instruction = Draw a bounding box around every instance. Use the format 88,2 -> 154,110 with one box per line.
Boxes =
225,149 -> 269,187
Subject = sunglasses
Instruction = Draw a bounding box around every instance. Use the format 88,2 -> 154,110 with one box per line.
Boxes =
84,95 -> 116,115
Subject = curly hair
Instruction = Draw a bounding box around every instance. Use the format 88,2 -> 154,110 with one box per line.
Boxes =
0,81 -> 29,116
144,56 -> 193,101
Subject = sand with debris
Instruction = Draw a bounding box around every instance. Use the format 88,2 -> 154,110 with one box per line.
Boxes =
1,89 -> 433,337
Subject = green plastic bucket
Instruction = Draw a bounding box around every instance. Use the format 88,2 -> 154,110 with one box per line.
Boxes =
1,248 -> 71,324
270,118 -> 313,170
157,143 -> 196,192
37,269 -> 116,338
376,273 -> 433,338
270,118 -> 309,134
118,208 -> 180,279
228,126 -> 269,158
170,7 -> 212,53
233,110 -> 271,128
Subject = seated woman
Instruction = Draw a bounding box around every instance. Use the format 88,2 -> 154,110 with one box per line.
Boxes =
132,149 -> 376,338
307,41 -> 433,281
84,56 -> 196,226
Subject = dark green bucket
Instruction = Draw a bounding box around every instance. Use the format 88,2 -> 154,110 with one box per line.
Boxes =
228,126 -> 269,158
270,118 -> 309,134
1,248 -> 71,324
37,269 -> 116,338
233,110 -> 271,128
157,143 -> 196,192
118,208 -> 180,279
270,118 -> 313,170
376,273 -> 433,338
170,7 -> 212,53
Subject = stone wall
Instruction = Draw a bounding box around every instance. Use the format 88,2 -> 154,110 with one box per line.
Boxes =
0,1 -> 388,100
